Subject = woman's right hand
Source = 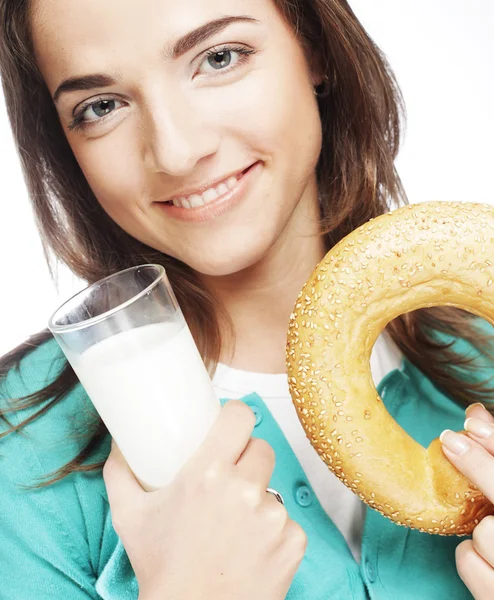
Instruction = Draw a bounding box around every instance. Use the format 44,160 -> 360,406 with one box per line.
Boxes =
103,400 -> 308,600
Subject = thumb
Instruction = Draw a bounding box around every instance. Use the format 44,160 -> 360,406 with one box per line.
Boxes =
103,439 -> 144,511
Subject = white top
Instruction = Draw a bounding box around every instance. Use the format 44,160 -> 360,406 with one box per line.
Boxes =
212,332 -> 403,564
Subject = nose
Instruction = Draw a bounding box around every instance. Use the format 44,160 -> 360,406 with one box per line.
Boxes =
142,97 -> 219,176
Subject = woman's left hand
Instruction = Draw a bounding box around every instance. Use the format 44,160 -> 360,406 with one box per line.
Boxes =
440,402 -> 494,599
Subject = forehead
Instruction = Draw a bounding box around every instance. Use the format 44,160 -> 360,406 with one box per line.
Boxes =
30,0 -> 276,90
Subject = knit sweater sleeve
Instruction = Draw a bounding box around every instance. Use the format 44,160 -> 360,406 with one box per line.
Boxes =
0,338 -> 118,600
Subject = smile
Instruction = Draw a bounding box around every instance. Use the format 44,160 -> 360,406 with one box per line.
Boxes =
156,161 -> 262,223
166,173 -> 242,209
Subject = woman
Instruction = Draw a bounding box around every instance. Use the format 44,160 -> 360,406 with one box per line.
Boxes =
1,0 -> 494,598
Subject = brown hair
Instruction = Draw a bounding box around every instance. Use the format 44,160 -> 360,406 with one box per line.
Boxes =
1,0 -> 493,488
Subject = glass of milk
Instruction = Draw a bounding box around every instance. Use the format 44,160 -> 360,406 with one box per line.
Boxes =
48,264 -> 221,491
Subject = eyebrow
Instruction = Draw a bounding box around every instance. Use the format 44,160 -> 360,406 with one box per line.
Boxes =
52,15 -> 259,104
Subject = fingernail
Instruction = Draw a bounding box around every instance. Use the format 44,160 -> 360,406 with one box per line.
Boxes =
464,417 -> 494,439
465,402 -> 487,415
440,430 -> 470,456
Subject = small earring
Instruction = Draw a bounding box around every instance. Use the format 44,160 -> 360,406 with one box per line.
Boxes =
314,74 -> 331,98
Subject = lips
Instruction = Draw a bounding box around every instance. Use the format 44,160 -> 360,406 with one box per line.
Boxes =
160,164 -> 254,210
155,161 -> 262,223
166,174 -> 240,209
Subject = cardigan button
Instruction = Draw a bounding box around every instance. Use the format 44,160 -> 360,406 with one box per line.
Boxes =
364,558 -> 376,583
249,404 -> 263,426
295,484 -> 313,507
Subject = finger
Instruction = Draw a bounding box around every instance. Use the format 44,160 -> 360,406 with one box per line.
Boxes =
440,430 -> 494,504
456,539 -> 494,599
236,437 -> 276,489
466,403 -> 494,424
193,400 -> 256,469
103,439 -> 143,511
464,417 -> 494,454
472,516 -> 494,568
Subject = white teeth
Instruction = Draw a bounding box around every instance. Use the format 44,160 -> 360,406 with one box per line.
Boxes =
216,183 -> 229,195
170,173 -> 240,208
189,194 -> 205,208
226,176 -> 238,190
203,188 -> 219,203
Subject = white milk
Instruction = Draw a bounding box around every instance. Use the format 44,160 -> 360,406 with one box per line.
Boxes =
69,321 -> 221,491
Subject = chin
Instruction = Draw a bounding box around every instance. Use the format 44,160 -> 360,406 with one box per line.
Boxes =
182,240 -> 273,278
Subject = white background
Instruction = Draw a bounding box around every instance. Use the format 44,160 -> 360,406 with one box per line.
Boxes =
0,0 -> 493,356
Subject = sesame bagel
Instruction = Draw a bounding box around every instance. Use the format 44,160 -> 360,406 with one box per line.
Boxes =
286,201 -> 494,535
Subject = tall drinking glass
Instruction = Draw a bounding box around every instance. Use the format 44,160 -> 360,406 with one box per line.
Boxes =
48,264 -> 221,491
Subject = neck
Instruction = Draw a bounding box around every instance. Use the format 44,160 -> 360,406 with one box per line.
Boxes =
199,180 -> 327,374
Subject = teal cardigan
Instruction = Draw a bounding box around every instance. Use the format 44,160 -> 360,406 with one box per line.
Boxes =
0,334 -> 486,600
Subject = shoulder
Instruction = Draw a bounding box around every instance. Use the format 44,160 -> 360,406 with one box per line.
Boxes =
0,331 -> 110,496
434,317 -> 494,380
403,316 -> 494,411
0,336 -> 119,594
1,334 -> 66,393
1,335 -> 110,472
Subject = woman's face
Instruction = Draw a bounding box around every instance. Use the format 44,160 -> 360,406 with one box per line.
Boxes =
31,0 -> 323,276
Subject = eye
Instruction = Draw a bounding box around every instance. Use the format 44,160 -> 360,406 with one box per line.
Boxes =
196,45 -> 255,77
207,50 -> 233,70
81,99 -> 122,122
68,97 -> 125,131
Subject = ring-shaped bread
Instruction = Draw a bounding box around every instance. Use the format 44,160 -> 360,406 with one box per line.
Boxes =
286,201 -> 494,535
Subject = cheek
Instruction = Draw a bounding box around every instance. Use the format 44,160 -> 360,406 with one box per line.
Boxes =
223,63 -> 321,168
72,133 -> 145,218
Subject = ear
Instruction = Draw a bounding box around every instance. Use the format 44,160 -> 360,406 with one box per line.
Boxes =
308,47 -> 326,88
